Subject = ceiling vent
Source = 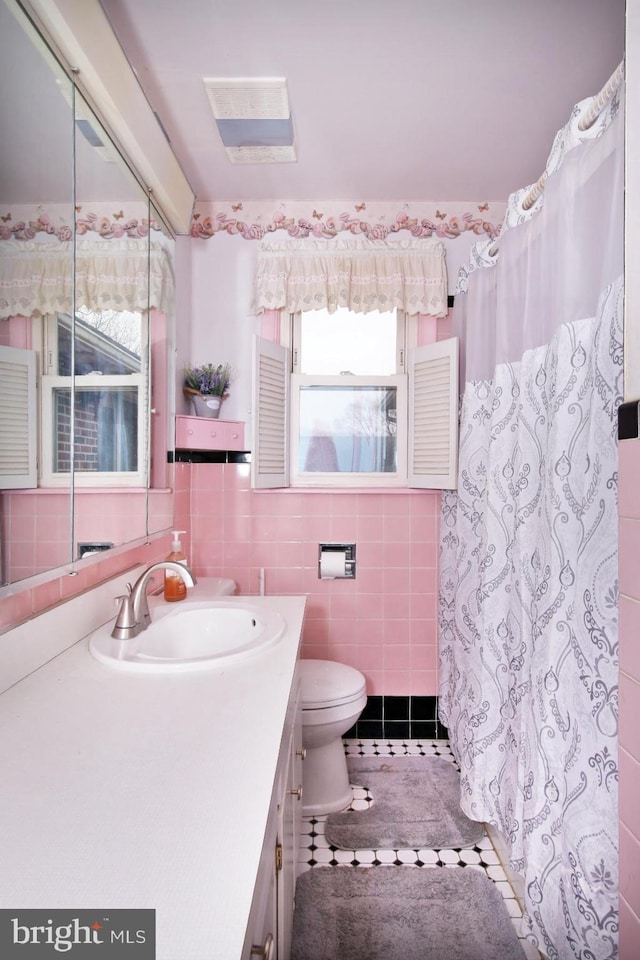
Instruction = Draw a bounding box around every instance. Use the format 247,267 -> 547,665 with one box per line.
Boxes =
203,77 -> 296,164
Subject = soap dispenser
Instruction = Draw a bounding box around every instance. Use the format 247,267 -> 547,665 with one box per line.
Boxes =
164,530 -> 188,602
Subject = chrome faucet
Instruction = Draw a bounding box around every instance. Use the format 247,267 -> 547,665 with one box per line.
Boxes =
111,561 -> 197,640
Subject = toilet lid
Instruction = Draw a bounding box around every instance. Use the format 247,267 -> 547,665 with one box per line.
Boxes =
300,659 -> 366,709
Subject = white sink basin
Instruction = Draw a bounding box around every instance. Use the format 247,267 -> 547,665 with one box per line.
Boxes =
89,600 -> 285,673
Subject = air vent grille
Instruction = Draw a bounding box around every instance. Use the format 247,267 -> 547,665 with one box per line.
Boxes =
204,77 -> 289,120
226,145 -> 296,164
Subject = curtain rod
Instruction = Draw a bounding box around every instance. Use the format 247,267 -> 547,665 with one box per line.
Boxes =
487,59 -> 624,256
521,60 -> 624,213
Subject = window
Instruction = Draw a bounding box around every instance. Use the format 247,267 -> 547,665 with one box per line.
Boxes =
40,309 -> 147,486
252,307 -> 459,490
290,308 -> 406,486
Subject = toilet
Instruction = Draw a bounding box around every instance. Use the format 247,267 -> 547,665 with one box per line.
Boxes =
299,659 -> 367,816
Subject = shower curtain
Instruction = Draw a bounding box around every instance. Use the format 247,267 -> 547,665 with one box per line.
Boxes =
439,82 -> 623,960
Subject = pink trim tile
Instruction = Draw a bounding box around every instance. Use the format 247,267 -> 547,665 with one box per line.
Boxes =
621,594 -> 640,684
619,896 -> 640,960
620,747 -> 640,840
620,438 -> 640,520
620,673 -> 640,762
620,518 -> 640,600
620,821 -> 640,919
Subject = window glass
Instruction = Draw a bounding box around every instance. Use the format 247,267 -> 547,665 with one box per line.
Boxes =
42,310 -> 145,483
56,308 -> 142,375
298,384 -> 398,473
51,384 -> 139,473
299,307 -> 397,375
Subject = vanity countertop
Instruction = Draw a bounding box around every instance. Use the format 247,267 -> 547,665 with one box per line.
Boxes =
0,587 -> 306,960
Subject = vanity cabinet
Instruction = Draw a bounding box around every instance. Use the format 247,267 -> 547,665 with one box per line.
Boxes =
175,414 -> 245,451
244,672 -> 303,960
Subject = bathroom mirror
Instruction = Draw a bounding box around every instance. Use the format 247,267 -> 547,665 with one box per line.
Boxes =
0,0 -> 175,588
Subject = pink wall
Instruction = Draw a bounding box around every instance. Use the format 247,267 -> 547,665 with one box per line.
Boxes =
618,437 -> 640,955
182,461 -> 440,697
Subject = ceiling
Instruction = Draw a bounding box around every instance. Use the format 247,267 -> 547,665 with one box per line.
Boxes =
98,0 -> 625,206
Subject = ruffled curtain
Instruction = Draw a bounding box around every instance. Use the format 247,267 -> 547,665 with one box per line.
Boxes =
254,237 -> 448,317
0,236 -> 174,319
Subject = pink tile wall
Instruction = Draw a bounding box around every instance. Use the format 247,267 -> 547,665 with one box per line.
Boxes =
618,437 -> 640,956
189,461 -> 440,696
0,535 -> 172,633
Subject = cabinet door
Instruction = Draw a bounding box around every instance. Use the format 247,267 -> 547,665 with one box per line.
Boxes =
243,808 -> 278,960
278,688 -> 303,960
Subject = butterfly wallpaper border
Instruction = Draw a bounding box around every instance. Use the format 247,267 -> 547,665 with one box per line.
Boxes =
0,200 -> 507,243
190,200 -> 506,242
0,202 -> 165,242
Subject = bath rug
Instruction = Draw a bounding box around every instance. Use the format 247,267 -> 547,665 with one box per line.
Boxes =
325,755 -> 484,850
291,866 -> 527,960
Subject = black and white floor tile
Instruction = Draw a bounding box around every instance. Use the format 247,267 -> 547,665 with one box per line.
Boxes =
297,739 -> 540,960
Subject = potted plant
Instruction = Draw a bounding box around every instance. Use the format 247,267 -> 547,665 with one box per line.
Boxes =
183,362 -> 235,418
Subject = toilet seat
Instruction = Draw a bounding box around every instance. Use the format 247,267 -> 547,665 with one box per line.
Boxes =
300,659 -> 366,710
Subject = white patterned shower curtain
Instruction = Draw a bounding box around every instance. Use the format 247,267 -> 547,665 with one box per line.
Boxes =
439,82 -> 624,959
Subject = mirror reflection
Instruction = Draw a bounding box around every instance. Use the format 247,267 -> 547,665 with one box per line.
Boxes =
0,0 -> 175,587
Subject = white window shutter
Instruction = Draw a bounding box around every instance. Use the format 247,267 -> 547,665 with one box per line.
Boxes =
251,336 -> 290,489
0,345 -> 37,489
408,337 -> 459,489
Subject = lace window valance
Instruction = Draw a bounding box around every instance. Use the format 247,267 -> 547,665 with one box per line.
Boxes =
0,237 -> 174,320
254,238 -> 448,317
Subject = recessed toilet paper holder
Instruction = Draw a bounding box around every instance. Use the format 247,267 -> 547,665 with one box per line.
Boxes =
318,542 -> 356,579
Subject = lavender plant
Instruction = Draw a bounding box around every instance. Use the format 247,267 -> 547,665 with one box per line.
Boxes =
184,362 -> 235,397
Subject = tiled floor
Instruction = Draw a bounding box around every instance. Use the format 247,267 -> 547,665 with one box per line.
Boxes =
297,739 -> 541,960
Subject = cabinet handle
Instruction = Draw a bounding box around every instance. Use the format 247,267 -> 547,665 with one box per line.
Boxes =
289,784 -> 303,801
210,431 -> 217,437
296,748 -> 306,759
187,429 -> 193,436
250,933 -> 274,959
